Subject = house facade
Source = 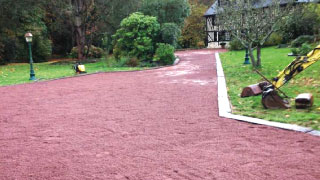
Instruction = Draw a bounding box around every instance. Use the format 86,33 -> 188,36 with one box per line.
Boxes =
204,0 -> 230,48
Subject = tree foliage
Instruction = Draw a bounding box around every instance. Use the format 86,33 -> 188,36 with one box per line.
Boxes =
217,0 -> 297,68
0,0 -> 141,63
279,4 -> 320,43
140,0 -> 190,26
180,2 -> 207,48
0,0 -> 193,63
189,0 -> 213,7
160,23 -> 181,48
0,0 -> 52,63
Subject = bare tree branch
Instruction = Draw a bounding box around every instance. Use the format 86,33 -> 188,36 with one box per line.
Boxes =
216,0 -> 297,68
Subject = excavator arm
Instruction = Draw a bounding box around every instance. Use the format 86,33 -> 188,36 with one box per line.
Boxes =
241,45 -> 320,109
272,45 -> 320,89
261,45 -> 320,109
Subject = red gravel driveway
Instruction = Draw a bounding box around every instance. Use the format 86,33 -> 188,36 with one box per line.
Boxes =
0,49 -> 319,180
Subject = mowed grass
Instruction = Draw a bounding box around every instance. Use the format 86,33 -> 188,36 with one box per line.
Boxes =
0,58 -> 146,86
220,46 -> 320,130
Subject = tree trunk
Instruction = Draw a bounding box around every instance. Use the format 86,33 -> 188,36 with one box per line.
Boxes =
76,26 -> 85,60
72,0 -> 86,60
248,44 -> 257,68
256,45 -> 262,67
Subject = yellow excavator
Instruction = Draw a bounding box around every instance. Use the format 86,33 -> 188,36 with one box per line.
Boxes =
241,45 -> 320,109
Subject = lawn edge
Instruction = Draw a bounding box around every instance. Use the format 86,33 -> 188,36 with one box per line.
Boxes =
215,53 -> 320,137
0,57 -> 180,88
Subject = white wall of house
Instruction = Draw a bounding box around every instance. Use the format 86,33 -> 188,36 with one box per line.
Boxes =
208,42 -> 229,49
206,16 -> 229,49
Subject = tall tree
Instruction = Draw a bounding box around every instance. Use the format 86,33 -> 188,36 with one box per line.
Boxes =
180,1 -> 207,48
217,0 -> 297,68
70,0 -> 142,59
44,1 -> 74,55
140,0 -> 190,27
71,0 -> 97,60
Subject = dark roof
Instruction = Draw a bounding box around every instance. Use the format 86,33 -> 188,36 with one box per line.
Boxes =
204,0 -> 318,16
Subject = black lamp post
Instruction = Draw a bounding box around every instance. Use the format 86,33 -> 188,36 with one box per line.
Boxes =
25,32 -> 36,81
244,48 -> 250,64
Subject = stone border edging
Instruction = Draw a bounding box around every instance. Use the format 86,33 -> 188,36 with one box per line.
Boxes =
215,53 -> 320,137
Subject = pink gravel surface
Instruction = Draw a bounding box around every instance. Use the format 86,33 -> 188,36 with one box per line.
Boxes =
0,49 -> 319,180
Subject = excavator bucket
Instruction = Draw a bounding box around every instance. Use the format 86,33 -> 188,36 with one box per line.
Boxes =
241,81 -> 269,98
262,89 -> 290,109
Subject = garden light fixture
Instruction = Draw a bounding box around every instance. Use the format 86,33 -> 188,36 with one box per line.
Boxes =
244,48 -> 250,65
25,32 -> 36,81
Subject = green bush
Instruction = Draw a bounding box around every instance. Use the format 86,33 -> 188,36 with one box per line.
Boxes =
264,33 -> 283,47
153,43 -> 175,65
112,12 -> 160,61
91,46 -> 104,58
291,35 -> 314,48
298,43 -> 313,56
114,57 -> 130,67
160,23 -> 181,48
291,48 -> 299,56
228,39 -> 244,51
290,43 -> 313,56
71,45 -> 104,59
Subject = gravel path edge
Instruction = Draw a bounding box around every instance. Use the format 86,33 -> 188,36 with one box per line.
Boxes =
215,53 -> 320,137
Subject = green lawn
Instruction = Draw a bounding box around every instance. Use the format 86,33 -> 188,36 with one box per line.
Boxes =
220,46 -> 320,130
0,57 -> 146,86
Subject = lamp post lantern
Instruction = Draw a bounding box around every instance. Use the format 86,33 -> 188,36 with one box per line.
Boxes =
244,48 -> 250,64
25,32 -> 36,80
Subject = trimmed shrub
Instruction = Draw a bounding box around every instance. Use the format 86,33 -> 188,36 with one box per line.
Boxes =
153,43 -> 175,65
291,35 -> 314,48
228,39 -> 244,51
112,12 -> 160,61
160,23 -> 181,48
179,3 -> 207,49
71,45 -> 104,59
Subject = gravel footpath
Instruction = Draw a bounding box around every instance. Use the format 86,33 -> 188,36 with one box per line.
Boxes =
0,49 -> 319,180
